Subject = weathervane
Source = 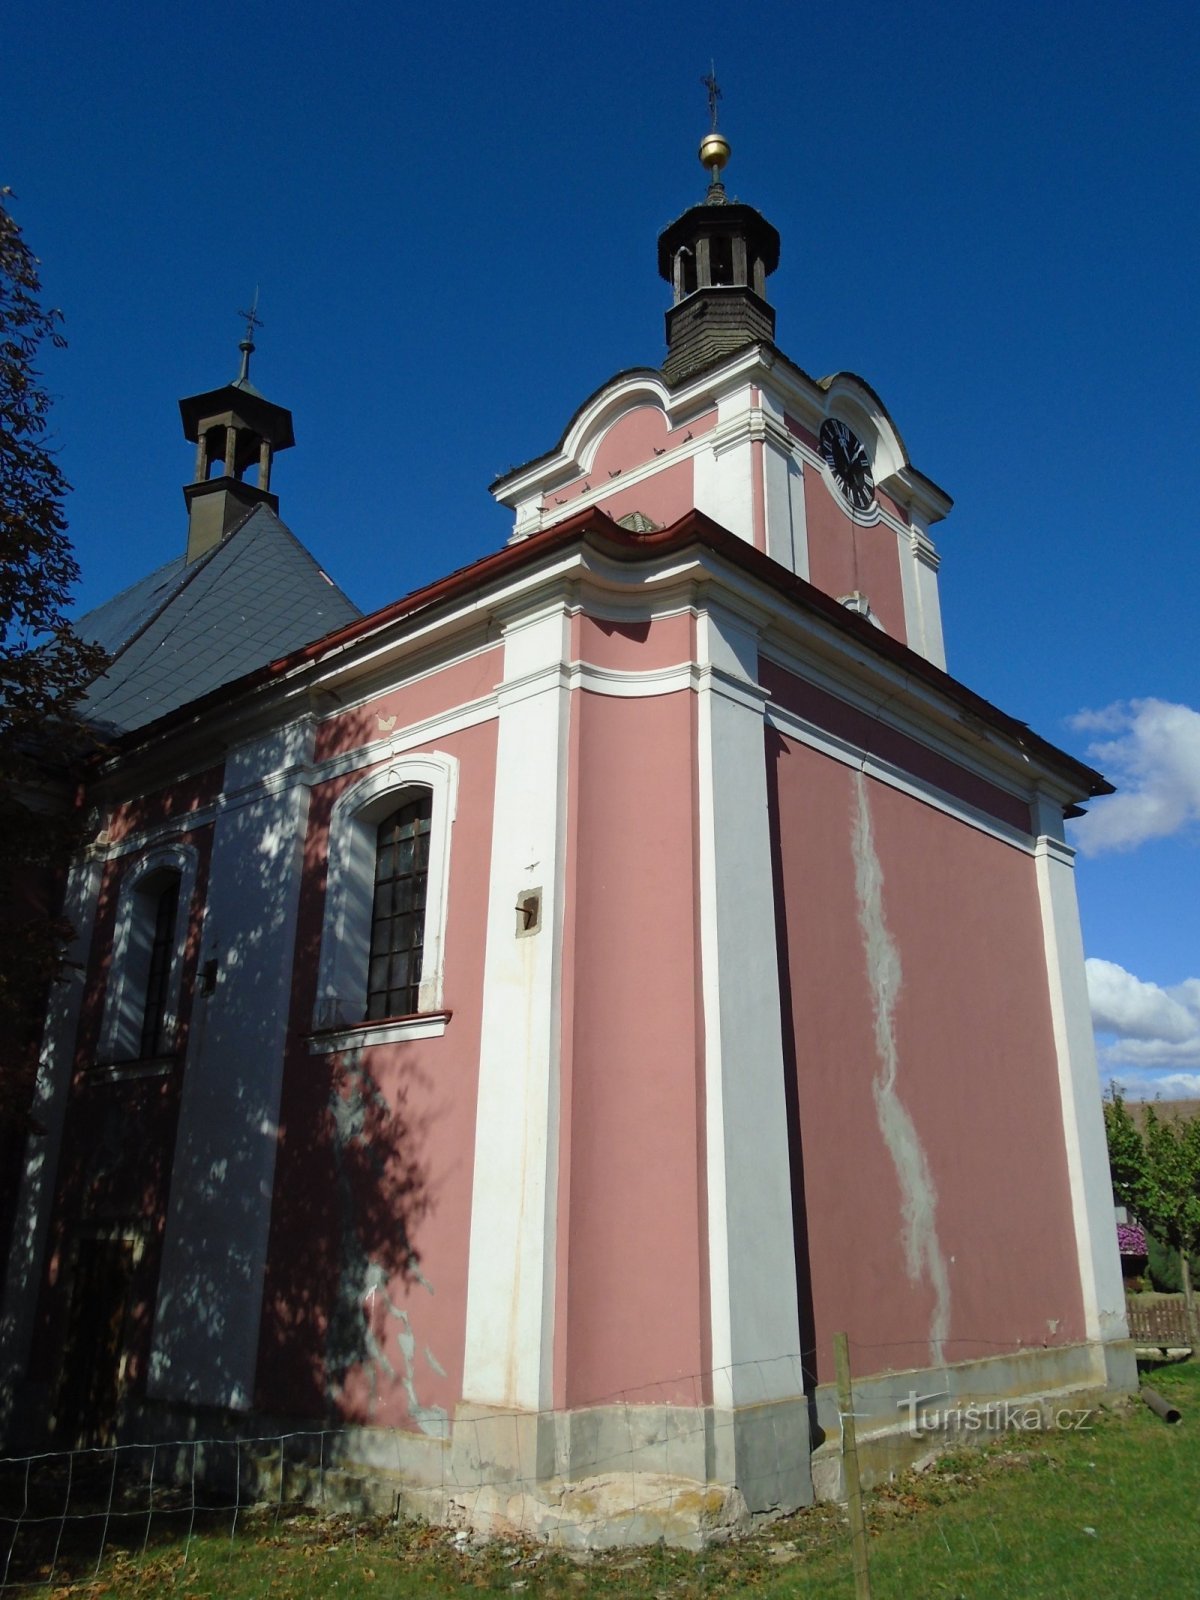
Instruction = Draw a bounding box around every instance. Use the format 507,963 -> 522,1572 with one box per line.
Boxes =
236,287 -> 263,383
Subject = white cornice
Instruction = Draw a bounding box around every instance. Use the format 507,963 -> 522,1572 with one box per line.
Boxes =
880,465 -> 953,525
94,526 -> 1093,825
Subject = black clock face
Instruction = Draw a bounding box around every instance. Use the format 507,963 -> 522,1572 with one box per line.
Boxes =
819,418 -> 875,511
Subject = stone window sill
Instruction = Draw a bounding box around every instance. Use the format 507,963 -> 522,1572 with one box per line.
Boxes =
307,1012 -> 451,1054
91,1056 -> 179,1082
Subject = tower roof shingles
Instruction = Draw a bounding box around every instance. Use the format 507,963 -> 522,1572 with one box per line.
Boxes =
77,506 -> 360,734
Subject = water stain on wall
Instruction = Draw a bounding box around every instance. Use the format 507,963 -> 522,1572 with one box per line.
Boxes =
851,769 -> 951,1364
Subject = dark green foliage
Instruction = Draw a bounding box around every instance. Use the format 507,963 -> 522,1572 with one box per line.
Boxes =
1105,1088 -> 1200,1308
1104,1090 -> 1200,1260
1147,1231 -> 1184,1294
0,190 -> 106,1130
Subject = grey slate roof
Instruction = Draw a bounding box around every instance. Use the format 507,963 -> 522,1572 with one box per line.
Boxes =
75,555 -> 189,657
78,506 -> 361,734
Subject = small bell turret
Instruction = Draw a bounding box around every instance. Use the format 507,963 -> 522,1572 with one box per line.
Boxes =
657,79 -> 781,385
178,295 -> 296,564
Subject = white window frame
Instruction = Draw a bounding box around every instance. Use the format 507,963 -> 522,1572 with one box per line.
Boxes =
312,751 -> 457,1047
99,843 -> 198,1067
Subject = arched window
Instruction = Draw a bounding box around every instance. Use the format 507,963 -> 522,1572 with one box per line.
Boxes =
314,752 -> 457,1041
709,234 -> 734,286
100,845 -> 198,1066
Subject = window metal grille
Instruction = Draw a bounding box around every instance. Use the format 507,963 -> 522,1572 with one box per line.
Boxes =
366,793 -> 432,1020
139,878 -> 180,1058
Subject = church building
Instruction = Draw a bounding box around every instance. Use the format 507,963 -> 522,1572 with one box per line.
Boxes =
0,122 -> 1132,1545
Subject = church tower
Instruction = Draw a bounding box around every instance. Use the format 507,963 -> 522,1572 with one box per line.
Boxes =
178,306 -> 295,564
657,121 -> 780,384
491,118 -> 953,669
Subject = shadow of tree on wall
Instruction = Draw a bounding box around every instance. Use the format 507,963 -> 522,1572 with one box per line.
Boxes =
249,765 -> 444,1428
765,728 -> 820,1434
4,738 -> 447,1450
256,1043 -> 437,1426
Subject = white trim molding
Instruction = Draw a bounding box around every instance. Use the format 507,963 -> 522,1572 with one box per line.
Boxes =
461,600 -> 571,1411
315,751 -> 459,1029
694,602 -> 804,1411
1031,794 -> 1129,1346
308,1012 -> 450,1055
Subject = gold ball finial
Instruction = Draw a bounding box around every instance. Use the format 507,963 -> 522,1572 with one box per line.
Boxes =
698,131 -> 731,178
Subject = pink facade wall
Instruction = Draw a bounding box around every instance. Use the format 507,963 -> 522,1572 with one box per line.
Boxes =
761,660 -> 1032,834
876,487 -> 908,524
556,686 -> 709,1408
802,471 -> 907,643
588,402 -> 716,478
314,647 -> 503,765
572,611 -> 694,674
545,403 -> 717,529
592,462 -> 695,530
767,727 -> 1085,1385
750,437 -> 766,552
590,406 -> 676,477
257,718 -> 498,1429
785,415 -> 819,452
107,765 -> 224,844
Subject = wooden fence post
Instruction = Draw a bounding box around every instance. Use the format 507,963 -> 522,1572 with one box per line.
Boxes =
834,1331 -> 873,1600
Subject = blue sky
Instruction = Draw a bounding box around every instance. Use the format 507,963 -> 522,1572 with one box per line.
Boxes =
6,1 -> 1198,1094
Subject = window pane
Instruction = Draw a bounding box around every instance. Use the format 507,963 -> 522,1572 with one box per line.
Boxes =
366,793 -> 432,1019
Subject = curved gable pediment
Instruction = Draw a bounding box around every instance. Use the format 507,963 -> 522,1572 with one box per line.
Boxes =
817,371 -> 910,485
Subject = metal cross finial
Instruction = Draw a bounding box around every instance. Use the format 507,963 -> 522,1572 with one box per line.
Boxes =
236,288 -> 262,383
238,287 -> 263,346
702,64 -> 722,132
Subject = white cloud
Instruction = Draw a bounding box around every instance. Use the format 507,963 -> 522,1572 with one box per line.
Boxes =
1086,958 -> 1196,1043
1068,698 -> 1200,855
1136,1072 -> 1200,1099
1098,1065 -> 1200,1102
1086,958 -> 1200,1098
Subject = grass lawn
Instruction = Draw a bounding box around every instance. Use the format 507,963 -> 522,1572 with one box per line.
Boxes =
7,1362 -> 1199,1598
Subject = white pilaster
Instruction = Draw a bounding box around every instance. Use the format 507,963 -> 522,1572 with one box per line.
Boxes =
148,720 -> 315,1409
461,602 -> 571,1410
760,389 -> 809,580
0,848 -> 104,1429
695,603 -> 804,1408
899,515 -> 946,669
1032,795 -> 1127,1344
694,386 -> 755,546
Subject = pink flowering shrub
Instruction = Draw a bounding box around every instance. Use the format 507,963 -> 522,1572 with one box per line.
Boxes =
1117,1221 -> 1147,1257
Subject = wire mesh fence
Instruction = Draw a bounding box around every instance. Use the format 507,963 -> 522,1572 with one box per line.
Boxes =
0,1333 -> 1185,1597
